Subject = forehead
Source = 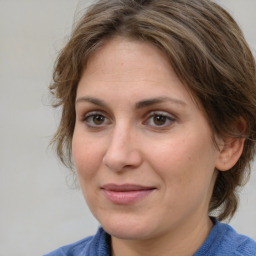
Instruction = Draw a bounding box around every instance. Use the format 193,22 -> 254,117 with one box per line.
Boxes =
85,37 -> 172,81
80,38 -> 182,93
77,37 -> 203,112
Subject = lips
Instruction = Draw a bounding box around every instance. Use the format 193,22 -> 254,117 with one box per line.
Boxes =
101,184 -> 156,204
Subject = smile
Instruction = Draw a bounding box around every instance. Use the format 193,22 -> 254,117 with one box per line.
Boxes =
101,184 -> 156,205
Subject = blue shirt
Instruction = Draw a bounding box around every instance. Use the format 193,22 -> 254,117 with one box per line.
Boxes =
44,221 -> 256,256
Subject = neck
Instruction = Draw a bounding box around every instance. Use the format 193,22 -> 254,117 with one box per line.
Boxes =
111,216 -> 214,256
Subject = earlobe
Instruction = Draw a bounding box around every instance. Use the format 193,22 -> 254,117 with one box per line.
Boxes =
215,137 -> 245,171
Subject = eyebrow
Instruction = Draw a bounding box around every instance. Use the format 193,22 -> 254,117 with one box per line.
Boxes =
75,96 -> 186,108
76,97 -> 107,107
135,96 -> 186,108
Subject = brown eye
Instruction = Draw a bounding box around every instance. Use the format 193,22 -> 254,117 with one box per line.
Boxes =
83,112 -> 109,128
153,115 -> 167,126
144,111 -> 175,128
93,115 -> 105,125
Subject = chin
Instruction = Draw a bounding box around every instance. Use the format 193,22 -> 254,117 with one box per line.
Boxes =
105,226 -> 153,241
99,214 -> 159,240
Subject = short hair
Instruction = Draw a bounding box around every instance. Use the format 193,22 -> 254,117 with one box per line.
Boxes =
50,0 -> 256,221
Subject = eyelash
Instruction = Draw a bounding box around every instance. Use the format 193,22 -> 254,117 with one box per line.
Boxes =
82,111 -> 109,128
143,111 -> 176,128
81,111 -> 176,129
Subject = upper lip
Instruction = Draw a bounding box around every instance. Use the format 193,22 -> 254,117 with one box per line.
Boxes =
101,184 -> 156,192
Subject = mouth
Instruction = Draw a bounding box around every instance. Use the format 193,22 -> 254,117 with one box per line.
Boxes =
101,184 -> 156,205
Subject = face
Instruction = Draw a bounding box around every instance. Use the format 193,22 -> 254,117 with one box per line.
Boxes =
72,37 -> 222,241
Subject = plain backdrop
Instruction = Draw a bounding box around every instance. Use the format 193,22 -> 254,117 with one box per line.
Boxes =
0,1 -> 255,255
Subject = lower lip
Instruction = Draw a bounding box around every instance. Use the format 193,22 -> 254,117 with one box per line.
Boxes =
103,189 -> 154,205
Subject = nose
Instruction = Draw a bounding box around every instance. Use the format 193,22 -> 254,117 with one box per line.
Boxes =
102,125 -> 143,172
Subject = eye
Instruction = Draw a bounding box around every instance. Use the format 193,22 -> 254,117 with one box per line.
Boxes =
144,111 -> 175,128
82,111 -> 109,128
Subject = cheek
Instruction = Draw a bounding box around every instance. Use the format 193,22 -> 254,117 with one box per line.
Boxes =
147,135 -> 218,217
72,132 -> 104,178
147,132 -> 217,187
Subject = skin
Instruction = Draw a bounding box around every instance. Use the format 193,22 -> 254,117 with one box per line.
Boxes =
72,37 -> 241,256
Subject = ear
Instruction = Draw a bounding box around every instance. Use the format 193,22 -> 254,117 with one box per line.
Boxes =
215,117 -> 246,171
215,137 -> 245,171
215,117 -> 247,171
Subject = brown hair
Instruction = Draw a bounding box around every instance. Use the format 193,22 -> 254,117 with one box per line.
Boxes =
50,0 -> 256,221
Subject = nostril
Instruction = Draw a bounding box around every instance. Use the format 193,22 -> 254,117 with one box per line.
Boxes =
102,154 -> 127,171
102,149 -> 143,172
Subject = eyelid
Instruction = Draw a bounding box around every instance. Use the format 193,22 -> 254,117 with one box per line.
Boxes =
143,110 -> 176,127
82,110 -> 106,120
80,108 -> 111,119
145,110 -> 176,119
81,110 -> 111,128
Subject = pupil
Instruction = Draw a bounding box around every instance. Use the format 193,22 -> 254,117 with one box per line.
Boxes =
94,115 -> 104,124
154,115 -> 166,125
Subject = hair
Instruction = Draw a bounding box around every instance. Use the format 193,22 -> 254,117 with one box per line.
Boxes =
50,0 -> 256,221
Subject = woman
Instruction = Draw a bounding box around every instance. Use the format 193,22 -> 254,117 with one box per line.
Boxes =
45,0 -> 256,255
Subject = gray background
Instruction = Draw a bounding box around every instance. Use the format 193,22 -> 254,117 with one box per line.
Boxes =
0,1 -> 255,255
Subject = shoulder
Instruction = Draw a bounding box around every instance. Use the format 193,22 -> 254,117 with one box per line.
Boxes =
195,220 -> 256,256
43,228 -> 111,256
220,223 -> 256,256
43,236 -> 93,256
